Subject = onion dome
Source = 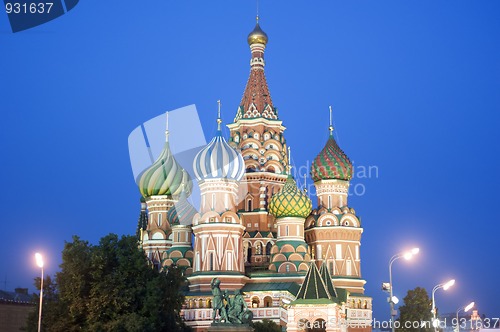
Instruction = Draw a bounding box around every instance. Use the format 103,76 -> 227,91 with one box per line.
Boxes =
167,190 -> 197,226
138,115 -> 193,197
269,175 -> 312,219
311,109 -> 353,181
247,17 -> 268,45
193,104 -> 245,181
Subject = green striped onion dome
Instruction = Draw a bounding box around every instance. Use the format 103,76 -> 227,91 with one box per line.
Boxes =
311,133 -> 352,181
167,190 -> 197,226
138,141 -> 192,198
269,175 -> 312,219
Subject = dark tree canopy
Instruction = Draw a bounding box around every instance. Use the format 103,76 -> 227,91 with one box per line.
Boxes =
24,234 -> 191,332
251,318 -> 282,332
396,286 -> 433,332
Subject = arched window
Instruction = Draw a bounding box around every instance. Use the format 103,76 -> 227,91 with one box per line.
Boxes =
256,243 -> 262,255
328,196 -> 332,209
208,252 -> 214,270
312,318 -> 327,332
252,297 -> 260,308
206,298 -> 212,308
264,296 -> 273,307
212,194 -> 215,210
158,213 -> 162,227
247,199 -> 253,211
247,246 -> 252,263
265,242 -> 272,256
298,319 -> 310,332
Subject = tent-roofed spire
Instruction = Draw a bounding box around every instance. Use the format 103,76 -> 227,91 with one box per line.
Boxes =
235,18 -> 278,122
319,262 -> 338,299
295,261 -> 332,302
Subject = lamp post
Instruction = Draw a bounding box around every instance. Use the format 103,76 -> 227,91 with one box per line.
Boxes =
388,247 -> 419,332
431,279 -> 455,332
456,302 -> 474,332
35,253 -> 44,332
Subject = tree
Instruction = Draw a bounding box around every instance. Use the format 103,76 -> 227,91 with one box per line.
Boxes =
23,275 -> 64,332
251,319 -> 282,332
24,234 -> 191,332
396,287 -> 433,332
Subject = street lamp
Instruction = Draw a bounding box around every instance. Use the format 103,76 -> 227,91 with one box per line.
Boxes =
456,302 -> 474,332
432,279 -> 455,332
35,253 -> 44,332
388,247 -> 420,332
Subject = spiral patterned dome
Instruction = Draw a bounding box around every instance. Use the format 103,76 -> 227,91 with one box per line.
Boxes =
193,129 -> 245,182
269,175 -> 312,219
138,140 -> 193,198
167,190 -> 197,226
311,133 -> 353,182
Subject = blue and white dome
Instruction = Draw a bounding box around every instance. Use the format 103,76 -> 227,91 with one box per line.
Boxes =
193,129 -> 245,182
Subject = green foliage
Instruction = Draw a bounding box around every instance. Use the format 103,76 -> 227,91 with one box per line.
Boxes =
24,234 -> 191,332
24,275 -> 64,332
396,287 -> 433,332
251,318 -> 282,332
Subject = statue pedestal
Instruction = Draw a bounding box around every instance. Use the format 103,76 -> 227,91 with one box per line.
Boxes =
208,322 -> 254,332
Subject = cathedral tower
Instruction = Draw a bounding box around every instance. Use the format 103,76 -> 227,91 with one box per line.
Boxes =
305,109 -> 366,294
227,17 -> 289,269
138,114 -> 192,270
163,188 -> 197,275
188,105 -> 248,292
268,152 -> 312,274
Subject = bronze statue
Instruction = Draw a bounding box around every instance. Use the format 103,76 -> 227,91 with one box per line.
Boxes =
210,278 -> 228,322
210,278 -> 254,325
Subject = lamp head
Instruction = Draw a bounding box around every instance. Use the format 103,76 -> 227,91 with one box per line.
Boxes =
443,279 -> 455,290
391,296 -> 399,304
464,302 -> 475,312
35,253 -> 44,268
403,252 -> 413,260
411,248 -> 420,255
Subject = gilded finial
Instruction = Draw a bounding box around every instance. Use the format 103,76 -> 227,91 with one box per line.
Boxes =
217,100 -> 222,131
329,105 -> 334,135
165,111 -> 170,142
256,0 -> 259,21
286,146 -> 292,174
303,173 -> 307,193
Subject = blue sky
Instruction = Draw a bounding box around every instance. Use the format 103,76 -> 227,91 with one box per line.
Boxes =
1,0 -> 499,321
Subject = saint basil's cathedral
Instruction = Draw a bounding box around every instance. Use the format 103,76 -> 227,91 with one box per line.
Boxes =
136,18 -> 373,332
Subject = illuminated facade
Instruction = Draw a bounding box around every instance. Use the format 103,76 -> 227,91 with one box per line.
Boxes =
137,18 -> 372,332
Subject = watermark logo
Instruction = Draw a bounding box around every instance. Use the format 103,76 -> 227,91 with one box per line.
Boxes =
128,104 -> 379,225
128,105 -> 249,223
294,161 -> 379,197
4,0 -> 79,33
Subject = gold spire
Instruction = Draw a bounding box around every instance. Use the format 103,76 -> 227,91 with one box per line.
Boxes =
165,111 -> 170,142
303,173 -> 307,193
216,99 -> 222,131
329,105 -> 334,135
247,16 -> 268,45
286,146 -> 292,174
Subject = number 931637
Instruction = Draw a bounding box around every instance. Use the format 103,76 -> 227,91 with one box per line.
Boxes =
5,2 -> 53,14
